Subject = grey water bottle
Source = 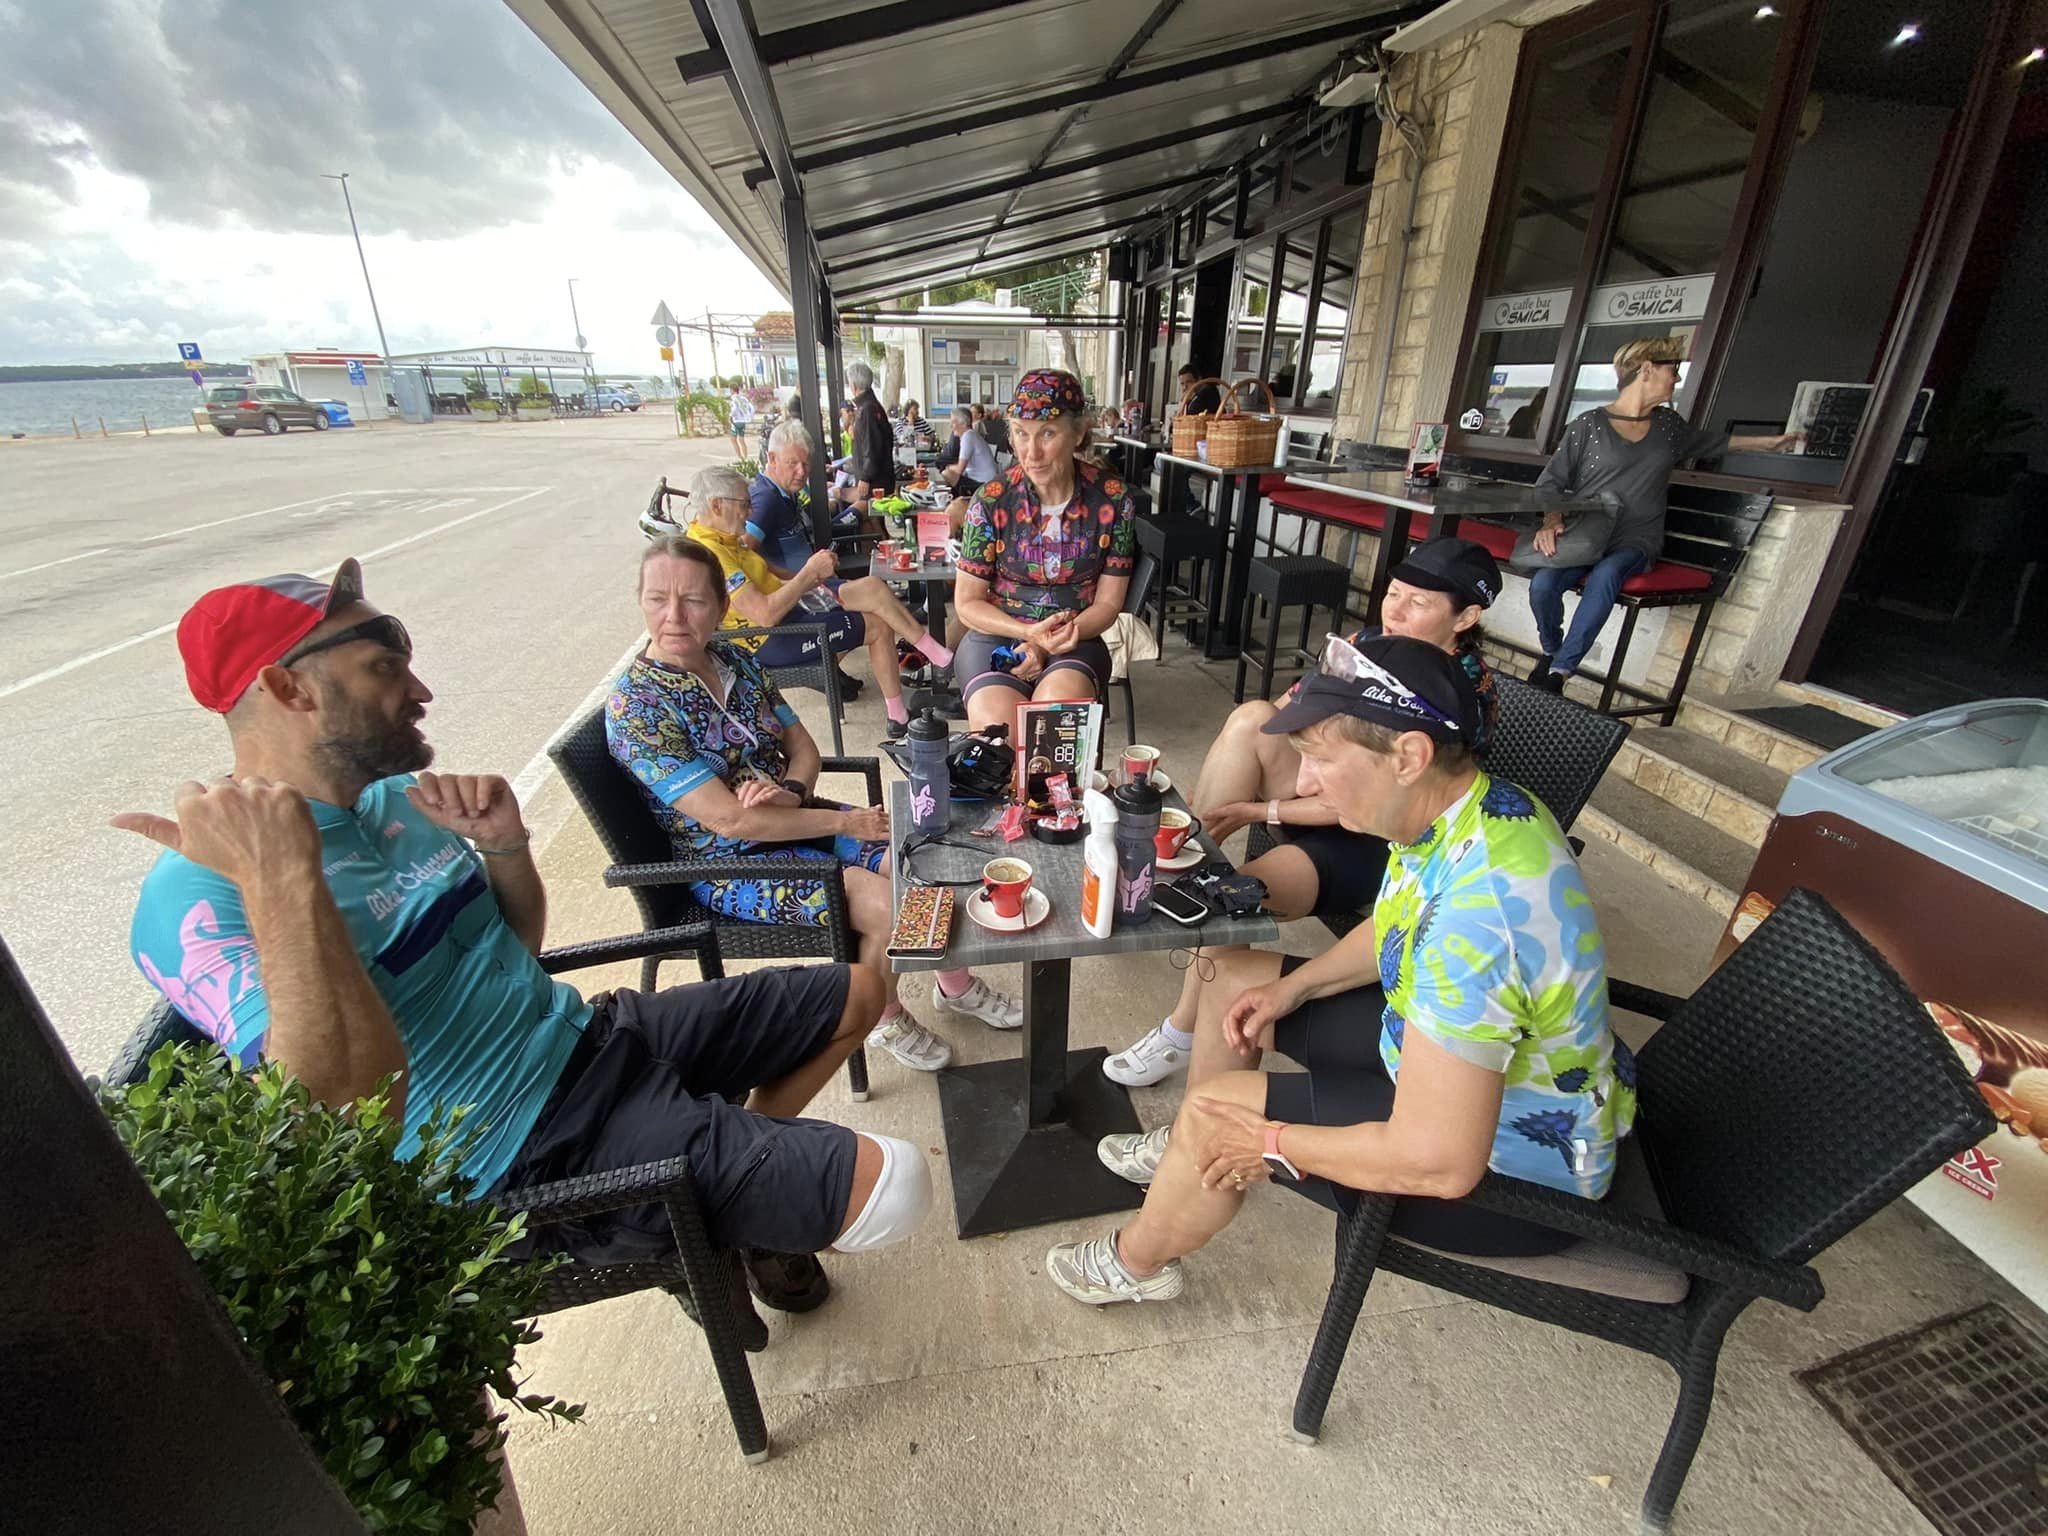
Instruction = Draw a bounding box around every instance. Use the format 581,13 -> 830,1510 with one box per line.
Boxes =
1111,777 -> 1163,925
906,708 -> 951,833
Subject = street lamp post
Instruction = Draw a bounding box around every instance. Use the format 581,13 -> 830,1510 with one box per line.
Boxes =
322,173 -> 392,367
567,278 -> 591,388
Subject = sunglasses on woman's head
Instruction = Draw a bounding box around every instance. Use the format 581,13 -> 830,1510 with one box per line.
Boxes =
1314,633 -> 1456,728
279,613 -> 413,668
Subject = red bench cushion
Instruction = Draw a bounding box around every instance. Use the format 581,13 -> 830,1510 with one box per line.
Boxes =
1448,521 -> 1517,561
1621,562 -> 1713,597
1269,488 -> 1389,532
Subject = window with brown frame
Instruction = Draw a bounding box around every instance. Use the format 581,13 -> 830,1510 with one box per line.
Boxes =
1450,0 -> 1805,454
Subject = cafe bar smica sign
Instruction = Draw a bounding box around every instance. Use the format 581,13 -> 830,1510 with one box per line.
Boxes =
1478,273 -> 1716,333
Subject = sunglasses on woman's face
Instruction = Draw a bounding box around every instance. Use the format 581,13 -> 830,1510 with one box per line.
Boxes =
279,613 -> 413,668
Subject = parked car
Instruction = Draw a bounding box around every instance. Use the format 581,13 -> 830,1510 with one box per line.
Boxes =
584,384 -> 642,412
206,384 -> 330,436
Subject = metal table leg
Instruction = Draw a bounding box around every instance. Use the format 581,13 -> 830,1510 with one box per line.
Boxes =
932,958 -> 1146,1238
1203,474 -> 1260,659
906,576 -> 963,717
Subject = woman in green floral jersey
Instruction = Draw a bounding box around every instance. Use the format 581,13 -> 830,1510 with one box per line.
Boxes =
1050,635 -> 1637,1306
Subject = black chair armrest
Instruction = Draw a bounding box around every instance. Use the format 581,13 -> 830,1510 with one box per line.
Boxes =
497,1155 -> 697,1225
717,622 -> 823,649
536,923 -> 716,976
817,755 -> 883,806
1458,1172 -> 1823,1309
1609,978 -> 1686,1020
603,856 -> 855,939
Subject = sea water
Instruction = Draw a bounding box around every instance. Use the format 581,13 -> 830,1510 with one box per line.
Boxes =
0,378 -> 233,438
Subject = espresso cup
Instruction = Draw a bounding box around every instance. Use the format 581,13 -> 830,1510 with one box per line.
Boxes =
1154,807 -> 1201,860
894,550 -> 916,571
982,857 -> 1034,920
1122,744 -> 1161,786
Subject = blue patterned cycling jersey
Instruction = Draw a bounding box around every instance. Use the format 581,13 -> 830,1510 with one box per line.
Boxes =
1374,772 -> 1636,1198
129,777 -> 588,1191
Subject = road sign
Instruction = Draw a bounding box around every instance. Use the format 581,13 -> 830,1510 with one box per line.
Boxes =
177,341 -> 202,363
345,359 -> 367,386
575,333 -> 588,350
659,346 -> 674,362
188,371 -> 204,387
650,300 -> 678,328
654,324 -> 675,347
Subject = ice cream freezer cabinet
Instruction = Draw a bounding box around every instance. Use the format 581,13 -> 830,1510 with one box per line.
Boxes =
1714,698 -> 2048,1311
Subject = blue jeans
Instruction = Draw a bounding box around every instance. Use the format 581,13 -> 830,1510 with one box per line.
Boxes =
1527,548 -> 1651,676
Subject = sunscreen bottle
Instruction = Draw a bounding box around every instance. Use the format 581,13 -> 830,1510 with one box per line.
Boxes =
1080,789 -> 1118,938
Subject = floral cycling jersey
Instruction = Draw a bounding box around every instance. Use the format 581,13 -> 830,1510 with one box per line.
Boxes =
957,458 -> 1136,622
1374,771 -> 1636,1198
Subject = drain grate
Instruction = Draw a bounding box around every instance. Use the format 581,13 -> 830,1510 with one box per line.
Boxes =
1800,1303 -> 2048,1536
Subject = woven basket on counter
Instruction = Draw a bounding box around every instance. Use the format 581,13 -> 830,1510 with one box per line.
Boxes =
1203,378 -> 1283,469
1169,374 -> 1224,457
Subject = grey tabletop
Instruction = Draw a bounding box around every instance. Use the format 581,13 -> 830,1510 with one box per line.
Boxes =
886,781 -> 1277,973
882,559 -> 957,584
1153,451 -> 1289,479
1113,433 -> 1162,450
1281,467 -> 1608,518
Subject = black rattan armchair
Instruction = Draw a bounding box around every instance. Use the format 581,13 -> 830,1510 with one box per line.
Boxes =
1249,673 -> 1630,938
547,703 -> 883,1100
1290,889 -> 1995,1533
106,922 -> 782,1464
730,621 -> 846,756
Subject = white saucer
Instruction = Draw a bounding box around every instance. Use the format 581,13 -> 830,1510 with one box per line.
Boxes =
1156,843 -> 1205,872
967,887 -> 1052,933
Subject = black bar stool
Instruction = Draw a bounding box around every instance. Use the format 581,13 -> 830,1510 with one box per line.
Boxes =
1235,553 -> 1350,702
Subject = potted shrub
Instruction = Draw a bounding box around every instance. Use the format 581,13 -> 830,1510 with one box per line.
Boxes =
102,1043 -> 580,1535
469,396 -> 501,416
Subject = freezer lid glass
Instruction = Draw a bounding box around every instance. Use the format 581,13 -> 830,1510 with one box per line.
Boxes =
1827,700 -> 2048,871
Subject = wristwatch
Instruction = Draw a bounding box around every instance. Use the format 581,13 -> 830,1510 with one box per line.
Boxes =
1262,1121 -> 1302,1183
781,777 -> 812,803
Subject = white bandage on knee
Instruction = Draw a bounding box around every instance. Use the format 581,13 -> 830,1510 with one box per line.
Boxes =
830,1134 -> 933,1253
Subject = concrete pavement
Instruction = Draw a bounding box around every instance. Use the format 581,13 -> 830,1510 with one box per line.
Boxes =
0,412 -> 720,1071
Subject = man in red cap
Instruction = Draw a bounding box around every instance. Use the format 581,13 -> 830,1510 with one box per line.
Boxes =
120,560 -> 935,1336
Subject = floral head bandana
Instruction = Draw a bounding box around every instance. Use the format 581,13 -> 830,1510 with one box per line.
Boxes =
1011,368 -> 1088,420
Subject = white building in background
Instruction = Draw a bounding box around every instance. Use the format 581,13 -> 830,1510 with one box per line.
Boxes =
247,349 -> 393,419
868,295 -> 1109,413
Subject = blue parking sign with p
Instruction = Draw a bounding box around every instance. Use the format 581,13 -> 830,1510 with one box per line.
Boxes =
178,341 -> 202,363
346,359 -> 367,386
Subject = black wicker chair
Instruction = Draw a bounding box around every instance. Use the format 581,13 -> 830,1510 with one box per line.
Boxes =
106,922 -> 782,1465
547,702 -> 882,1100
730,622 -> 847,756
1290,888 -> 1996,1533
1248,673 -> 1630,939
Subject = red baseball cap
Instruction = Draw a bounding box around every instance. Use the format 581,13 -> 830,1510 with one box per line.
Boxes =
177,558 -> 367,713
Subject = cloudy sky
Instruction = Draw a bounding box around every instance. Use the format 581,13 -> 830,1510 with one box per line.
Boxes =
0,0 -> 785,377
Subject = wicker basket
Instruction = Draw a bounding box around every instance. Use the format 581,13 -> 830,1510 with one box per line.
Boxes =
1204,378 -> 1283,469
1170,375 -> 1224,457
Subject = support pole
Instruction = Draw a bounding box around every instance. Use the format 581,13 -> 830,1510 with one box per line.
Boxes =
786,195 -> 834,549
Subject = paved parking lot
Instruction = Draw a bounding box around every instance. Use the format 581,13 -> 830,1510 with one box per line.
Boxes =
0,413 -> 722,1070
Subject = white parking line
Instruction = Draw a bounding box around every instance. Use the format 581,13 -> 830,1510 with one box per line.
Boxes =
130,486 -> 542,545
0,486 -> 552,702
0,547 -> 110,582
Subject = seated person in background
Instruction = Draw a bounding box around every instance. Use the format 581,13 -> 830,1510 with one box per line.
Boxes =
895,399 -> 938,452
1104,538 -> 1502,1090
747,421 -> 956,721
689,464 -> 948,737
977,403 -> 1012,456
942,404 -> 1000,510
613,538 -> 1020,1073
1048,635 -> 1634,1304
1175,363 -> 1222,417
1525,336 -> 1797,694
954,369 -> 1135,734
124,560 -> 926,1327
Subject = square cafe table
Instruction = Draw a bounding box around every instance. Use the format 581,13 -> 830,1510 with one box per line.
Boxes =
888,781 -> 1277,1236
1279,467 -> 1606,627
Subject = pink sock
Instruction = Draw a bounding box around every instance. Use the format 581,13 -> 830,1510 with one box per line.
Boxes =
916,633 -> 954,668
936,968 -> 975,997
885,694 -> 910,724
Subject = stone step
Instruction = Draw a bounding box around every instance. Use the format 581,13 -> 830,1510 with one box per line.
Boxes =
1608,724 -> 1787,850
1669,693 -> 1827,775
1577,777 -> 1758,919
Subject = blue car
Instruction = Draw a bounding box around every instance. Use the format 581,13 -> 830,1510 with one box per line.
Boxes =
584,385 -> 643,412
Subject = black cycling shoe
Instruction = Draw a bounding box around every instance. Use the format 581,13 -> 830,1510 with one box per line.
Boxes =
669,1252 -> 771,1352
742,1248 -> 833,1313
884,719 -> 910,741
833,664 -> 865,700
1529,653 -> 1555,682
1533,668 -> 1567,695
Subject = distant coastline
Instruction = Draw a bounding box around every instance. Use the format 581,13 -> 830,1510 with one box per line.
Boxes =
0,361 -> 251,383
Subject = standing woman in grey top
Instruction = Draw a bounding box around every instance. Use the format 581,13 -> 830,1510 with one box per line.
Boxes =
1524,336 -> 1797,692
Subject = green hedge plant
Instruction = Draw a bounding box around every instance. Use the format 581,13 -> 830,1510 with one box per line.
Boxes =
101,1043 -> 581,1534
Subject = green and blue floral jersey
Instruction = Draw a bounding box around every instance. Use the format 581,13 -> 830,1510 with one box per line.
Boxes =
1375,772 -> 1636,1198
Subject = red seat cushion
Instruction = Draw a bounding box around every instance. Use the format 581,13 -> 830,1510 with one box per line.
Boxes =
1270,489 -> 1389,532
1447,521 -> 1517,560
1621,562 -> 1713,597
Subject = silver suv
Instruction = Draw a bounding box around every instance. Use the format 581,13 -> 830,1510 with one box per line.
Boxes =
206,384 -> 329,436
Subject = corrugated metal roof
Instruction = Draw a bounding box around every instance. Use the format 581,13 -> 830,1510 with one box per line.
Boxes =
506,0 -> 1420,305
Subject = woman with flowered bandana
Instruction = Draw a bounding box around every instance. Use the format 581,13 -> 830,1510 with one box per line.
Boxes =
955,369 -> 1137,733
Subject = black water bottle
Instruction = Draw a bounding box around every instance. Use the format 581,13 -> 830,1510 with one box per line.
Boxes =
1111,778 -> 1163,925
906,709 -> 951,833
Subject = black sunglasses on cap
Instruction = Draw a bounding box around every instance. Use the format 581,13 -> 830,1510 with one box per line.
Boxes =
279,614 -> 413,668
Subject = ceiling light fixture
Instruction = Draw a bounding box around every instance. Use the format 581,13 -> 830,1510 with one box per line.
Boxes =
1754,4 -> 1777,17
2024,46 -> 2046,65
1891,22 -> 1922,46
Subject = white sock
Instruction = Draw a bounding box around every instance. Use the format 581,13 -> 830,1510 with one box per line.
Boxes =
1158,1019 -> 1194,1052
